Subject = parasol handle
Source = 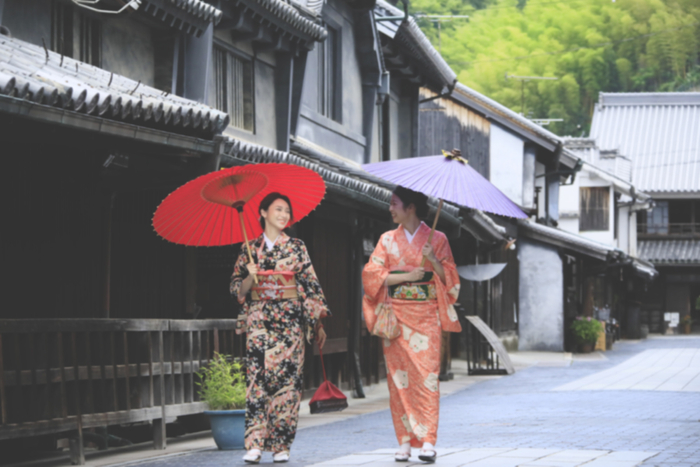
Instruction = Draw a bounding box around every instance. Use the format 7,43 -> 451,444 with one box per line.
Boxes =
236,209 -> 258,284
420,199 -> 444,267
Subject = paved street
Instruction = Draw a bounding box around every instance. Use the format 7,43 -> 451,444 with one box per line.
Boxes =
111,336 -> 700,467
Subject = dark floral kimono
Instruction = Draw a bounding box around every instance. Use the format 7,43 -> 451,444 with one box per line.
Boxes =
230,232 -> 328,453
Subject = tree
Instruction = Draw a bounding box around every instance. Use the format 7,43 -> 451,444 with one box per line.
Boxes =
410,0 -> 700,135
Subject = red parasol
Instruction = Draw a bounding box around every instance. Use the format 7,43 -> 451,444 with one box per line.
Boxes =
153,164 -> 325,277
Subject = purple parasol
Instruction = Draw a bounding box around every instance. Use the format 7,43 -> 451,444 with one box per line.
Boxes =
362,150 -> 528,219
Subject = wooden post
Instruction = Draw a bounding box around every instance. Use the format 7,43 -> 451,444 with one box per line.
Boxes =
103,192 -> 116,318
28,334 -> 37,421
57,333 -> 68,419
148,332 -> 154,408
0,334 -> 6,425
420,199 -> 444,267
170,333 -> 176,407
84,332 -> 94,414
70,332 -> 85,465
154,331 -> 166,450
111,333 -> 118,411
188,332 -> 194,403
14,335 -> 22,422
123,332 -> 130,411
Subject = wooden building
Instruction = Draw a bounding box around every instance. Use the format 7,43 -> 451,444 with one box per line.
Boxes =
0,0 -> 511,462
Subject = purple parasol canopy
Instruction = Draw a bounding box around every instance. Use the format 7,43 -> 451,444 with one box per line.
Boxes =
362,150 -> 528,219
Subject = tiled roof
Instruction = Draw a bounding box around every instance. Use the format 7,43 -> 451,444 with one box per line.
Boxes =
169,0 -> 223,21
0,35 -> 229,137
140,0 -> 222,36
590,92 -> 700,194
520,220 -> 657,279
225,0 -> 327,42
374,0 -> 456,92
639,239 -> 700,265
221,137 -> 507,243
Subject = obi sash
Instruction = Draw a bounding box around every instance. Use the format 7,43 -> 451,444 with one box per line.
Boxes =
251,271 -> 298,301
388,271 -> 437,301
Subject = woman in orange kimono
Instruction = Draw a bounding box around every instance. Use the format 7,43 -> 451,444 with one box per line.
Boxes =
362,186 -> 461,463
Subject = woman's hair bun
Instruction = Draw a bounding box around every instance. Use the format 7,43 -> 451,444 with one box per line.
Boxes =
392,186 -> 429,219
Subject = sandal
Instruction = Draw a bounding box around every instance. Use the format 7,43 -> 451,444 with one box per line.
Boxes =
418,449 -> 436,463
273,451 -> 290,463
243,449 -> 262,464
395,449 -> 411,462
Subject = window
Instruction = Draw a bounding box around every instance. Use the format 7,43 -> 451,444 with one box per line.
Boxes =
51,1 -> 101,67
579,187 -> 609,231
213,46 -> 254,132
646,201 -> 669,234
317,26 -> 340,121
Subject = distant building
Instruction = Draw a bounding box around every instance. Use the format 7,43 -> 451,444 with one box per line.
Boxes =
590,93 -> 700,333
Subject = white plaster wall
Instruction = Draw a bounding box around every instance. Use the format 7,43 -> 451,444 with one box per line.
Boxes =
518,238 -> 564,351
618,205 -> 630,254
629,210 -> 638,257
559,168 -> 616,247
578,178 -> 615,246
489,124 -> 524,206
102,17 -> 155,87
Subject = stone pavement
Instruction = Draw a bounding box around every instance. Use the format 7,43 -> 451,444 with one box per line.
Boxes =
308,448 -> 659,466
32,335 -> 700,467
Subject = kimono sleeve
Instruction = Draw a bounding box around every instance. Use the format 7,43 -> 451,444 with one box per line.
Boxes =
294,241 -> 330,343
361,233 -> 392,333
230,246 -> 250,334
434,234 -> 460,305
433,232 -> 462,333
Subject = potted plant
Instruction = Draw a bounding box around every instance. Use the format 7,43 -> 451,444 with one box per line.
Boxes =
197,352 -> 246,450
571,317 -> 603,353
680,315 -> 693,335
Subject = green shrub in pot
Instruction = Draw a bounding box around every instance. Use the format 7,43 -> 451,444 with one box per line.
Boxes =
571,317 -> 603,346
197,352 -> 246,450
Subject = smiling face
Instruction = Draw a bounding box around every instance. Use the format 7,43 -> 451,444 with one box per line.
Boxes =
261,198 -> 291,232
389,194 -> 414,225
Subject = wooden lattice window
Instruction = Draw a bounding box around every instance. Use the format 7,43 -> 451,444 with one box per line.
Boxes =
580,187 -> 610,231
317,26 -> 340,121
51,1 -> 101,67
213,46 -> 254,131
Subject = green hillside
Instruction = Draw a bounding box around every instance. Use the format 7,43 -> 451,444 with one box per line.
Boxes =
412,0 -> 700,136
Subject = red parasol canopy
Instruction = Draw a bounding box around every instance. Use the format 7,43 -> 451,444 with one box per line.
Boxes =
153,164 -> 325,247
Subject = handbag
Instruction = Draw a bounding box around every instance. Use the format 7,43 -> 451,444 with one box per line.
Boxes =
371,299 -> 400,340
309,344 -> 348,414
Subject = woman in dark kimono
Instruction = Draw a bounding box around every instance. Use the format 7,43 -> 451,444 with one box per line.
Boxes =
231,192 -> 328,464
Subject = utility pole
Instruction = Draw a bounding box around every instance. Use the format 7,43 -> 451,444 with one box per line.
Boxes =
505,74 -> 558,116
414,14 -> 470,53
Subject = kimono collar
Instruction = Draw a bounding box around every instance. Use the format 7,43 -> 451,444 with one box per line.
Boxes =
403,221 -> 426,244
255,231 -> 290,256
396,222 -> 430,252
263,233 -> 279,250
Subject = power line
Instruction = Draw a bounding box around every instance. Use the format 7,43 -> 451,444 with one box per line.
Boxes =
479,0 -> 591,11
453,21 -> 700,65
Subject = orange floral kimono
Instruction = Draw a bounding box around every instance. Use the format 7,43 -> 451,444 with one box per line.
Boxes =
362,222 -> 461,447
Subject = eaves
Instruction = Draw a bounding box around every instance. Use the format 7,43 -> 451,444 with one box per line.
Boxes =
222,137 -> 506,243
0,95 -> 217,156
452,84 -> 564,157
519,219 -> 614,261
